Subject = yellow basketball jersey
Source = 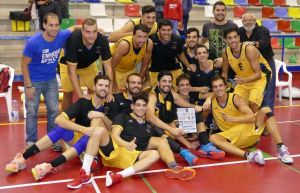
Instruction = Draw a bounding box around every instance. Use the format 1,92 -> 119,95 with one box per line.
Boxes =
212,93 -> 245,131
110,36 -> 148,72
226,43 -> 271,79
130,18 -> 158,36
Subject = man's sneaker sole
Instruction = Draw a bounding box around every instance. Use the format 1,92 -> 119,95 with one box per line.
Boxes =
31,168 -> 40,181
5,164 -> 26,173
197,150 -> 225,160
67,178 -> 93,189
278,156 -> 294,165
165,168 -> 196,181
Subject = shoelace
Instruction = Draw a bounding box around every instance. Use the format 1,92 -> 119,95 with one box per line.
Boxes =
37,165 -> 57,178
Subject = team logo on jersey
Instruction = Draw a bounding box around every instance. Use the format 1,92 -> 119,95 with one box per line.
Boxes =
172,42 -> 178,50
146,125 -> 152,133
96,46 -> 101,54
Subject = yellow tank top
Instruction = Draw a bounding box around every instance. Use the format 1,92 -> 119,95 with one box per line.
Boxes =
131,18 -> 158,36
226,43 -> 271,79
110,36 -> 148,72
212,93 -> 243,131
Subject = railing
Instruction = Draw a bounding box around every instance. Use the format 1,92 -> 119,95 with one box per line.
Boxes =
271,34 -> 300,72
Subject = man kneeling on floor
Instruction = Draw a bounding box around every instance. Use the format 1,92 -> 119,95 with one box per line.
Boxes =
207,75 -> 293,165
67,92 -> 196,189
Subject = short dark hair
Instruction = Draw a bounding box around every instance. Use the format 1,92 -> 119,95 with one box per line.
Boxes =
158,19 -> 173,29
126,73 -> 142,83
176,73 -> 190,86
157,70 -> 173,81
132,92 -> 149,104
142,5 -> 155,15
82,18 -> 97,30
213,1 -> 226,11
223,27 -> 239,38
43,12 -> 59,24
94,74 -> 111,85
187,27 -> 200,37
133,24 -> 150,35
195,44 -> 209,53
211,75 -> 227,86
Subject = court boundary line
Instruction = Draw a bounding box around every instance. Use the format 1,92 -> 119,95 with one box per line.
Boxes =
1,119 -> 300,126
91,179 -> 101,193
1,154 -> 299,190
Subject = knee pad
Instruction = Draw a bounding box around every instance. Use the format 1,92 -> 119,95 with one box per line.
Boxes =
73,135 -> 89,155
47,126 -> 73,143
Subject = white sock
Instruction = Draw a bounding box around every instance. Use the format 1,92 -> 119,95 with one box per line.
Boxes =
117,166 -> 135,178
82,154 -> 93,175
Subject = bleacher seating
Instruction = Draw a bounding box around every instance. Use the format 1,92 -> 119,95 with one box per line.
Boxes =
234,6 -> 247,18
262,7 -> 278,19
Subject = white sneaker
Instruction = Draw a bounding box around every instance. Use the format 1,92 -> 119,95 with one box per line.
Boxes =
247,150 -> 265,165
277,145 -> 293,164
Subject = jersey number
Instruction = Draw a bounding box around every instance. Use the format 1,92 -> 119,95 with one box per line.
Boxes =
238,63 -> 243,71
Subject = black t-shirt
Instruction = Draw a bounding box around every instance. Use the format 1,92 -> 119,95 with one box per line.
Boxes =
187,64 -> 218,89
202,20 -> 238,60
238,25 -> 274,61
64,98 -> 118,127
112,113 -> 155,151
149,33 -> 184,72
113,92 -> 133,114
180,47 -> 198,72
60,29 -> 111,69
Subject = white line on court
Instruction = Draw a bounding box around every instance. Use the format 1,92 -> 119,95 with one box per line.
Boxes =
277,120 -> 300,124
91,179 -> 101,193
1,119 -> 299,127
1,154 -> 300,190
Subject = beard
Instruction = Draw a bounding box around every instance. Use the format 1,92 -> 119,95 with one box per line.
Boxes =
95,91 -> 106,100
128,87 -> 140,95
244,24 -> 255,32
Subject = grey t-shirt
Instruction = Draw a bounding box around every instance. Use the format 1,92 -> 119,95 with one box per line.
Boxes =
202,20 -> 238,60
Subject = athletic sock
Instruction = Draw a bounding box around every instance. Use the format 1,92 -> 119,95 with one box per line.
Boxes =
198,131 -> 209,145
23,144 -> 40,160
117,166 -> 135,178
49,155 -> 67,167
167,161 -> 178,169
82,154 -> 94,175
244,151 -> 250,159
277,143 -> 284,149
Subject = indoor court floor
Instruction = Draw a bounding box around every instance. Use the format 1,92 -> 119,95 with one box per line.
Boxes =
0,78 -> 300,193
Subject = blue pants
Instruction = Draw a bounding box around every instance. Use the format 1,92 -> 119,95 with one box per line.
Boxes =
262,58 -> 276,111
47,126 -> 89,155
26,78 -> 58,143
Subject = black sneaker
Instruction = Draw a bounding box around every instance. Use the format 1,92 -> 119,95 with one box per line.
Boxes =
51,142 -> 62,152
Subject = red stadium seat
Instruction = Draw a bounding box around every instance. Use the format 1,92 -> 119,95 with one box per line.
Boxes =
295,38 -> 300,47
271,38 -> 281,49
274,0 -> 288,6
248,0 -> 262,6
234,6 -> 247,17
277,20 -> 295,33
124,4 -> 140,17
76,18 -> 84,25
262,7 -> 278,18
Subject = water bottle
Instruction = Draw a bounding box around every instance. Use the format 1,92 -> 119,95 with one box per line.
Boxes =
11,100 -> 19,122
